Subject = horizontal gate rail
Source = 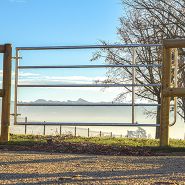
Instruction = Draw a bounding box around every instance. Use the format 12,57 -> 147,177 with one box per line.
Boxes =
17,84 -> 161,88
16,43 -> 162,50
18,64 -> 162,69
0,45 -> 5,53
0,89 -> 4,97
16,122 -> 160,127
17,103 -> 161,107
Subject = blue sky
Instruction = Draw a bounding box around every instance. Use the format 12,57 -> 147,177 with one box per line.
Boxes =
1,0 -> 122,46
1,0 -> 124,102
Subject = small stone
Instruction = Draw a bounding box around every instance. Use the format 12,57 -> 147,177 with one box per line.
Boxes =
58,177 -> 71,181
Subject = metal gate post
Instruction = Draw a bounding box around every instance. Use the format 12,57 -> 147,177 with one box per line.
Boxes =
160,47 -> 171,147
1,44 -> 12,143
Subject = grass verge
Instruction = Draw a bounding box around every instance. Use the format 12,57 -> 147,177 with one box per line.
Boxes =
0,134 -> 185,156
8,134 -> 185,147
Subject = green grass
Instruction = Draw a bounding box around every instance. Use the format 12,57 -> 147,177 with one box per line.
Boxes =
58,137 -> 185,148
62,137 -> 160,147
7,134 -> 47,145
6,134 -> 185,148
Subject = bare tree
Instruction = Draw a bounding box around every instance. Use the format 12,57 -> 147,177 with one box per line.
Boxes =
92,0 -> 185,138
124,0 -> 185,123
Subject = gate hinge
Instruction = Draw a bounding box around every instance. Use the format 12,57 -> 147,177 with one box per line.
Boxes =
10,113 -> 21,116
12,56 -> 22,60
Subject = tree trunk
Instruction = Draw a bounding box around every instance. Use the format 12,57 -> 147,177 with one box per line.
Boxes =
182,97 -> 185,122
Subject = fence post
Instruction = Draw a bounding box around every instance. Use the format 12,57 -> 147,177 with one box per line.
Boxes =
74,126 -> 77,137
25,125 -> 27,135
88,128 -> 90,137
160,47 -> 171,147
110,132 -> 112,138
60,125 -> 62,136
43,124 -> 46,135
100,131 -> 102,137
24,117 -> 27,135
1,44 -> 12,143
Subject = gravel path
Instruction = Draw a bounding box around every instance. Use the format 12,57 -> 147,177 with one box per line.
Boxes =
0,151 -> 185,185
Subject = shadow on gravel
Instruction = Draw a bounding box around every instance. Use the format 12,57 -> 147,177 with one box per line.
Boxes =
0,153 -> 185,184
0,156 -> 95,166
0,168 -> 183,185
1,142 -> 185,156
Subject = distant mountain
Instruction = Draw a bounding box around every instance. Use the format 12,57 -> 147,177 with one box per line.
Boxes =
7,98 -> 155,134
32,99 -> 64,104
66,98 -> 89,104
18,98 -> 111,104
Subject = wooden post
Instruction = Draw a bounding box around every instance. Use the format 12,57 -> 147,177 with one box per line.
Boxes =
88,128 -> 90,137
160,47 -> 171,147
25,125 -> 27,135
74,126 -> 77,137
43,124 -> 46,135
100,131 -> 102,137
24,117 -> 27,135
1,44 -> 12,143
60,125 -> 62,136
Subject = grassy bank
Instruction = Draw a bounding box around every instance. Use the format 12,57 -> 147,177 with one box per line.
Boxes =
7,134 -> 185,147
0,134 -> 185,155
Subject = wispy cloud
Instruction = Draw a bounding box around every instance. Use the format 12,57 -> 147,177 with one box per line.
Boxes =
12,72 -> 125,93
17,72 -> 106,84
19,72 -> 41,77
0,71 -> 126,94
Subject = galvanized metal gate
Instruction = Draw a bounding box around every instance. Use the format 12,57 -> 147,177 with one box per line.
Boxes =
14,44 -> 162,127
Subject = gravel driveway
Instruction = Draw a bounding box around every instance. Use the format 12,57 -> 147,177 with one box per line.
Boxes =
0,151 -> 185,185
